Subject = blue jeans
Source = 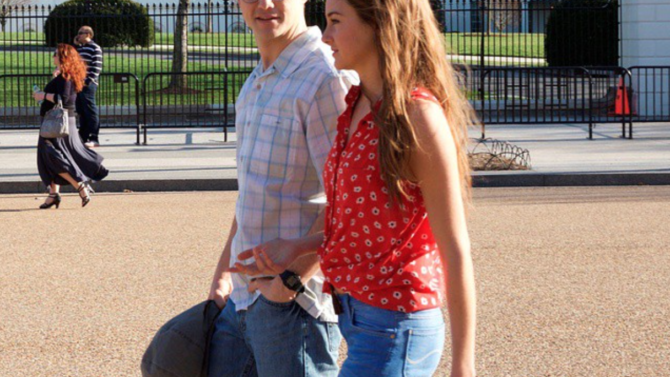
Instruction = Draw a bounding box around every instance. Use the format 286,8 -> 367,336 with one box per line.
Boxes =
76,82 -> 100,143
208,296 -> 341,377
337,295 -> 445,377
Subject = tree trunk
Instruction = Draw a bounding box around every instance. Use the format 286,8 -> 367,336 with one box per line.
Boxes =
206,0 -> 213,33
169,0 -> 189,91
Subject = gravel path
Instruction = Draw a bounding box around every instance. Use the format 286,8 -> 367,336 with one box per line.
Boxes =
1,186 -> 668,376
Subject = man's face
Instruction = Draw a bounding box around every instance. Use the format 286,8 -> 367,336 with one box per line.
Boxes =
76,29 -> 91,43
239,0 -> 307,43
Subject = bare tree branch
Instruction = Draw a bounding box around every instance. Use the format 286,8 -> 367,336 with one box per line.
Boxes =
488,0 -> 521,34
0,0 -> 33,32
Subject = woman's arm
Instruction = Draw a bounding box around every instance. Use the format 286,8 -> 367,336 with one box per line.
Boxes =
409,99 -> 476,377
32,91 -> 55,103
49,76 -> 71,104
34,76 -> 69,104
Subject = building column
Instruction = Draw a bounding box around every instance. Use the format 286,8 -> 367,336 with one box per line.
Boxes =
520,0 -> 530,33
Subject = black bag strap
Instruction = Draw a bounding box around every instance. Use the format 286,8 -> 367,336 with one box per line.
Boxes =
200,300 -> 223,377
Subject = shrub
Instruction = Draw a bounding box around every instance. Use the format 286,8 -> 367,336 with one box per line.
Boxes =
305,0 -> 326,32
430,0 -> 447,33
545,0 -> 619,67
44,0 -> 154,48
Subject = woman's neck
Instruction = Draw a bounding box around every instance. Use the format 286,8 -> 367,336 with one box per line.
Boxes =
359,80 -> 383,106
357,69 -> 383,105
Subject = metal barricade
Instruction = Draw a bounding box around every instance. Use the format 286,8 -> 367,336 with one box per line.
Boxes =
471,67 -> 595,138
625,66 -> 670,139
141,70 -> 251,145
0,72 -> 142,143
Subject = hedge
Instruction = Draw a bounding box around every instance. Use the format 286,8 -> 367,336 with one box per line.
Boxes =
305,0 -> 327,32
44,0 -> 154,48
545,0 -> 619,67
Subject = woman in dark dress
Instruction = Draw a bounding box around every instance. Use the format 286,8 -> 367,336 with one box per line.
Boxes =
32,43 -> 108,209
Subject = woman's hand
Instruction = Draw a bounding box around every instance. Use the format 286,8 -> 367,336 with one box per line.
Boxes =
230,238 -> 302,276
32,91 -> 45,102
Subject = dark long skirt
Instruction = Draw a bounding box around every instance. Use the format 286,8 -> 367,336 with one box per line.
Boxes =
37,116 -> 109,188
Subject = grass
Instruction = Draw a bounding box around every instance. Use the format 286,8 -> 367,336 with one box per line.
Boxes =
0,32 -> 545,57
153,32 -> 257,48
0,32 -> 258,48
445,32 -> 545,59
0,51 -> 250,107
0,51 -> 230,76
0,32 -> 546,107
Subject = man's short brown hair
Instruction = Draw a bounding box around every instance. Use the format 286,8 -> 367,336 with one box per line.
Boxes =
79,26 -> 94,38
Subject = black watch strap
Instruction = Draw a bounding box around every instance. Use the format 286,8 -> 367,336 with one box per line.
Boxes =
279,270 -> 305,294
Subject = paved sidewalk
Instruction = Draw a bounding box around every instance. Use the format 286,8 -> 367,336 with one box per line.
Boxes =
1,187 -> 669,376
0,122 -> 668,193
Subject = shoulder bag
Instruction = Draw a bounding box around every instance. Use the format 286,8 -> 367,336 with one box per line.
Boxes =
40,95 -> 69,138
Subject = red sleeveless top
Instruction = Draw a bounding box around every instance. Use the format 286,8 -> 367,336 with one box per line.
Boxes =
318,86 -> 444,313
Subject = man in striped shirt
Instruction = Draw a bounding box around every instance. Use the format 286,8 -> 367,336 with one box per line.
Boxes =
74,26 -> 102,148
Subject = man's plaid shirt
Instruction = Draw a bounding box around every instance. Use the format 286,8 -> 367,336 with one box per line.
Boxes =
229,27 -> 355,322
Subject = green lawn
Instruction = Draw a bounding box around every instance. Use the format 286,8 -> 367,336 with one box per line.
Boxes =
0,51 -> 249,107
0,51 -> 228,76
445,33 -> 545,59
0,32 -> 545,58
0,32 -> 258,48
0,32 -> 546,106
153,32 -> 257,48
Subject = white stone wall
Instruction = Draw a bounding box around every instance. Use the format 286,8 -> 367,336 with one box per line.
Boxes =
622,0 -> 670,67
621,0 -> 670,118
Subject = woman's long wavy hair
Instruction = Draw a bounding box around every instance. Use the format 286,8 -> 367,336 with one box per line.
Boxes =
56,43 -> 87,93
345,0 -> 476,204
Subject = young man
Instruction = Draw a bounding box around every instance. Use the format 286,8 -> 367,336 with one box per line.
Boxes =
74,26 -> 103,148
206,0 -> 353,376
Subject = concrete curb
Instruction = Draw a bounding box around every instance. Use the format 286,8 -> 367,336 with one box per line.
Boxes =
472,173 -> 670,187
0,179 -> 239,194
2,173 -> 670,194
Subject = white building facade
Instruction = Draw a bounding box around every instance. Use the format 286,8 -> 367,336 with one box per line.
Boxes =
621,0 -> 670,118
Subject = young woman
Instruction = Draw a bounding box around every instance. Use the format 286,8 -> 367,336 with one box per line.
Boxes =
33,44 -> 108,209
232,0 -> 477,375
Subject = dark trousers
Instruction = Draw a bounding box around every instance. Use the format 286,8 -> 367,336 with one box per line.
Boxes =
76,82 -> 100,143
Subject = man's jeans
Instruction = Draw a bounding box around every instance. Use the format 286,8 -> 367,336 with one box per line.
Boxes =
76,82 -> 100,143
208,296 -> 341,377
337,294 -> 445,377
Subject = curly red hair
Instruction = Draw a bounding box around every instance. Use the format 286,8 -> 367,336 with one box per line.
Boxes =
56,43 -> 87,92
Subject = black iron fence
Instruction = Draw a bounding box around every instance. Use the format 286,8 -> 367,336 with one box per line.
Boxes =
437,0 -> 620,67
0,1 -> 254,76
1,0 -> 665,142
0,0 -> 620,74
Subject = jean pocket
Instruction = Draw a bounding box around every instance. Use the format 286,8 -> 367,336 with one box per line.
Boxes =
403,324 -> 445,377
326,322 -> 342,353
258,294 -> 295,309
350,308 -> 398,339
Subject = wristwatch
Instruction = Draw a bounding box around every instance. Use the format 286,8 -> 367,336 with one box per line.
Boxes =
279,270 -> 306,295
